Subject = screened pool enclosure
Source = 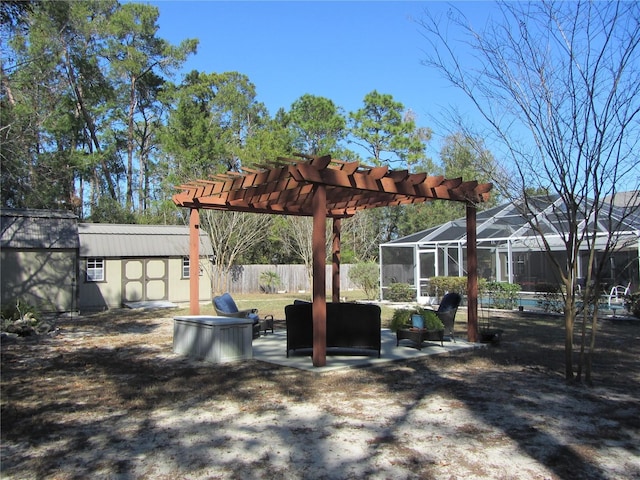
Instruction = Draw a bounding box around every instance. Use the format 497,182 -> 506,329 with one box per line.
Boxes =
380,195 -> 640,303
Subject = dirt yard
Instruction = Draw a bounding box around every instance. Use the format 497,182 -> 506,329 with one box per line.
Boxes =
1,308 -> 639,479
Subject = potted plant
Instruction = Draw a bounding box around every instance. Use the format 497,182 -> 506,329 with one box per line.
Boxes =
418,307 -> 445,341
421,308 -> 444,329
390,307 -> 444,334
390,308 -> 413,332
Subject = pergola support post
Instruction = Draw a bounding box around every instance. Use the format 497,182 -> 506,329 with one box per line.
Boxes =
466,203 -> 478,342
312,185 -> 327,367
332,218 -> 341,303
189,208 -> 200,315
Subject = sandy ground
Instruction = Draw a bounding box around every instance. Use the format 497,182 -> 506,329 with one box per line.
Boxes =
1,309 -> 639,479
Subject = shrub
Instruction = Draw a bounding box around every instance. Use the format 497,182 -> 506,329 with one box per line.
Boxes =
389,306 -> 444,332
625,291 -> 640,318
418,307 -> 445,331
390,308 -> 413,332
348,262 -> 379,300
0,299 -> 51,336
427,277 -> 467,298
480,281 -> 521,310
534,283 -> 563,313
259,270 -> 282,294
386,283 -> 415,302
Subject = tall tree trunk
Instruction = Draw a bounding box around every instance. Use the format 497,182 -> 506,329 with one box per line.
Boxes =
564,311 -> 575,380
126,75 -> 137,210
62,46 -> 117,200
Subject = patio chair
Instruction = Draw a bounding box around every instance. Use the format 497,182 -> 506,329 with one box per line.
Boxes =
213,292 -> 273,338
608,282 -> 631,308
435,292 -> 462,342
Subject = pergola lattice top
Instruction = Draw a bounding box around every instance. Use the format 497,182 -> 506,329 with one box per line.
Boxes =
173,154 -> 493,216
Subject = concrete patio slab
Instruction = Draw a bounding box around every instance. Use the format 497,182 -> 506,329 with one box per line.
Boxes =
252,328 -> 485,372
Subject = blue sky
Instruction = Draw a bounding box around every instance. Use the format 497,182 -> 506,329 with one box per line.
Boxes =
149,1 -> 495,154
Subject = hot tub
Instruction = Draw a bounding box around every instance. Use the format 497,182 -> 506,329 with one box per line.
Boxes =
173,316 -> 253,363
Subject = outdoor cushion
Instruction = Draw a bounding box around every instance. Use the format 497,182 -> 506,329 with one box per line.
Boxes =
213,293 -> 259,323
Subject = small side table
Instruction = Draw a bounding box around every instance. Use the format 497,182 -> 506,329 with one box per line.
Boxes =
396,328 -> 444,349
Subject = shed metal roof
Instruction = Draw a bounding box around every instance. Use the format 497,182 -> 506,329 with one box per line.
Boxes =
78,223 -> 214,258
1,209 -> 79,250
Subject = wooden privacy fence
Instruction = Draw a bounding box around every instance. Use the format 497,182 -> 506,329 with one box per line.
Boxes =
210,264 -> 358,295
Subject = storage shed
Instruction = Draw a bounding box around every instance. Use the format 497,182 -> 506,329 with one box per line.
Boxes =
1,209 -> 79,313
78,223 -> 214,311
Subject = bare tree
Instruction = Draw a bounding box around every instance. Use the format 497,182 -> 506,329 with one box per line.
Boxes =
201,210 -> 272,294
419,1 -> 640,382
343,211 -> 383,262
278,216 -> 339,291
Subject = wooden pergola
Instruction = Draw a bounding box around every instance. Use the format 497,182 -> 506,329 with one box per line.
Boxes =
173,154 -> 492,367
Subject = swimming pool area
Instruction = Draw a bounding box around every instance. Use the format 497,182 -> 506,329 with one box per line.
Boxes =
480,294 -> 629,316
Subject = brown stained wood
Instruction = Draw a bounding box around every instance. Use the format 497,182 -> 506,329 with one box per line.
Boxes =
332,218 -> 341,303
310,154 -> 332,169
338,161 -> 360,174
312,184 -> 327,367
173,156 -> 494,213
189,209 -> 200,315
476,182 -> 493,194
367,165 -> 389,179
388,170 -> 409,181
466,203 -> 478,342
423,175 -> 445,188
406,172 -> 427,184
241,173 -> 258,188
288,165 -> 305,183
231,177 -> 244,190
442,177 -> 463,188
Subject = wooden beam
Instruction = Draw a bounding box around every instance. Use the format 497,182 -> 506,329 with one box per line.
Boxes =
312,184 -> 327,367
189,208 -> 200,315
332,218 -> 341,303
466,203 -> 478,342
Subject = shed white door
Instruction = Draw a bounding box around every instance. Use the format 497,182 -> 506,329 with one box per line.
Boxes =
122,259 -> 168,302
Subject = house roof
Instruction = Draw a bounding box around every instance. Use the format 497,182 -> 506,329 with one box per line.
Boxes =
1,208 -> 79,249
384,195 -> 640,250
78,223 -> 214,258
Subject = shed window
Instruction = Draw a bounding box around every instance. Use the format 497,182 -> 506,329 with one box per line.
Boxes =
182,257 -> 190,278
182,257 -> 203,278
86,258 -> 104,282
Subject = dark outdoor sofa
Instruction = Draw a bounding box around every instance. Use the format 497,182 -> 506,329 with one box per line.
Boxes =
284,302 -> 381,358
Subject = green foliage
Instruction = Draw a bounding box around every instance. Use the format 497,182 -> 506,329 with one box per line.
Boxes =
389,306 -> 444,332
390,308 -> 413,332
419,308 -> 444,331
427,277 -> 468,297
440,132 -> 500,208
386,283 -> 415,302
288,94 -> 346,155
0,299 -> 51,336
348,90 -> 429,167
88,197 -> 136,224
259,270 -> 282,294
480,281 -> 521,310
348,262 -> 379,300
534,283 -> 563,313
260,270 -> 282,293
624,291 -> 640,318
